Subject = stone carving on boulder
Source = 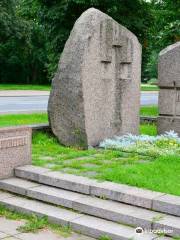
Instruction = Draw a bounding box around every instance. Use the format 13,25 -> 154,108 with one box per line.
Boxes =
48,8 -> 141,148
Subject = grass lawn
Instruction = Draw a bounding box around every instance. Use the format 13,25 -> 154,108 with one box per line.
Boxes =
32,128 -> 180,196
141,84 -> 159,91
0,106 -> 158,128
2,108 -> 178,196
0,84 -> 51,91
0,113 -> 48,127
140,105 -> 158,116
0,83 -> 158,92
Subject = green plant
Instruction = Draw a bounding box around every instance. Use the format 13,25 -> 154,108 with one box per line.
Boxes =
17,215 -> 48,233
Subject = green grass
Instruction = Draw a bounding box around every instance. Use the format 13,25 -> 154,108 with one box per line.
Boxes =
32,125 -> 180,196
140,123 -> 157,135
141,84 -> 159,91
0,106 -> 158,128
0,83 -> 158,92
140,105 -> 158,116
0,204 -> 71,236
0,84 -> 51,91
0,113 -> 48,127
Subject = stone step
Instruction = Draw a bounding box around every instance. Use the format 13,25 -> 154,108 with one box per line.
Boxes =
0,177 -> 179,238
0,190 -> 164,240
15,165 -> 180,217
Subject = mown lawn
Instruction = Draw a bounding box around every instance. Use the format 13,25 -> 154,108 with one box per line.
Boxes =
140,105 -> 158,116
0,113 -> 48,127
141,84 -> 159,91
32,125 -> 180,196
0,106 -> 158,128
0,84 -> 51,91
1,111 -> 179,196
0,83 -> 158,92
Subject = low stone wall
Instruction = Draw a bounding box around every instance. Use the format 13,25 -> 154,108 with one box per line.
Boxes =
0,126 -> 32,179
140,116 -> 157,124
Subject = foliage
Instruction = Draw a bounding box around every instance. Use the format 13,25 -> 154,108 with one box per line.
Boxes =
37,0 -> 153,79
32,131 -> 180,195
0,0 -> 179,83
0,0 -> 48,84
100,131 -> 180,157
143,0 -> 180,81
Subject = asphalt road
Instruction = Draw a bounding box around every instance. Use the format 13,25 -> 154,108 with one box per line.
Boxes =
0,92 -> 158,114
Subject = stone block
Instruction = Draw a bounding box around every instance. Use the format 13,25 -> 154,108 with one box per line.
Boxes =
39,171 -> 97,194
0,127 -> 31,179
158,42 -> 180,135
152,194 -> 180,217
157,116 -> 180,134
48,8 -> 141,148
153,214 -> 180,237
0,195 -> 82,226
70,215 -> 155,240
72,195 -> 157,229
90,181 -> 163,209
158,42 -> 180,87
0,178 -> 40,195
27,185 -> 82,209
15,165 -> 50,182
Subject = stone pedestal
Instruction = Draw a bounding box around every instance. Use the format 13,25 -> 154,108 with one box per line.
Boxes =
158,42 -> 180,135
0,127 -> 32,179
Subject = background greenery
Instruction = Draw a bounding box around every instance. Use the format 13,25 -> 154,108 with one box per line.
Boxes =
0,0 -> 179,84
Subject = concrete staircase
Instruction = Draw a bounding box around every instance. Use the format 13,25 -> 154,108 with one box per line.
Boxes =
0,165 -> 179,240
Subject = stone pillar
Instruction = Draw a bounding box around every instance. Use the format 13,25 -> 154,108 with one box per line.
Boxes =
48,8 -> 141,148
158,42 -> 180,135
0,127 -> 32,179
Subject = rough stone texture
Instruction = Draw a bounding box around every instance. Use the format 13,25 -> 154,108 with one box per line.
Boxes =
0,191 -> 159,240
15,165 -> 50,182
0,177 -> 165,229
152,194 -> 180,217
70,215 -> 155,240
0,178 -> 40,195
48,8 -> 141,148
158,41 -> 180,135
153,214 -> 180,237
0,127 -> 32,179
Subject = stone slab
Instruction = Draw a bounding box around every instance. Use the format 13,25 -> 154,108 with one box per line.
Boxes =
0,127 -> 32,179
158,42 -> 180,135
157,116 -> 180,134
0,191 -> 15,200
17,229 -> 95,240
70,215 -> 155,240
0,193 -> 158,240
153,194 -> 180,217
15,165 -> 50,182
72,195 -> 157,229
15,166 -> 180,217
0,217 -> 24,235
153,214 -> 180,237
0,178 -> 40,195
90,181 -> 163,209
2,177 -> 180,234
0,231 -> 9,239
38,171 -> 97,195
27,185 -> 83,209
158,42 -> 180,87
0,196 -> 82,227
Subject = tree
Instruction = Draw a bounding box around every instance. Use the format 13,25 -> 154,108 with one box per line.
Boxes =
0,0 -> 48,84
37,0 -> 153,79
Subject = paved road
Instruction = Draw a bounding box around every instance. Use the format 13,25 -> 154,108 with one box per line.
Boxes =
0,92 -> 158,114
